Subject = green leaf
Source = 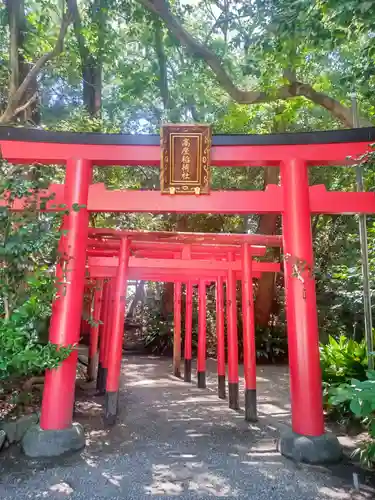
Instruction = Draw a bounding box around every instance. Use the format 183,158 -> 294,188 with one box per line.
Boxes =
349,398 -> 362,416
370,420 -> 375,438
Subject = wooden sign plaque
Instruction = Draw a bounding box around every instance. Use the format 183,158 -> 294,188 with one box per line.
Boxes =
160,124 -> 212,195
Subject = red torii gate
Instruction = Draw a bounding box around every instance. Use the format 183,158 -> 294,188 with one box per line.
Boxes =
2,125 -> 374,462
84,232 -> 280,423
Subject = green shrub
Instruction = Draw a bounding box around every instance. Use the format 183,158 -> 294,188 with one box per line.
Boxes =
255,326 -> 288,363
329,372 -> 375,467
0,161 -> 71,386
320,335 -> 368,421
0,268 -> 71,382
0,308 -> 71,381
320,335 -> 368,389
142,309 -> 174,354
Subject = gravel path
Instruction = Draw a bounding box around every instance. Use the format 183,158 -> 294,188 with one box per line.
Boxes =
0,355 -> 374,499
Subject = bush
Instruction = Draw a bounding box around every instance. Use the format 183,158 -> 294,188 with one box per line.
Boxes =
320,335 -> 368,425
255,326 -> 288,363
142,309 -> 174,354
329,372 -> 375,467
0,272 -> 71,382
0,314 -> 71,381
320,336 -> 368,386
0,161 -> 71,388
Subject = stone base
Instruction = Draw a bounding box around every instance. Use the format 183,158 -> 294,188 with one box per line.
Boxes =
1,413 -> 38,444
278,428 -> 342,464
22,423 -> 85,458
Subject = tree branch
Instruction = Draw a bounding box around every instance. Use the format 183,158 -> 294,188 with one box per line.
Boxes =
13,91 -> 38,116
154,19 -> 170,110
66,0 -> 105,116
137,0 -> 372,127
66,0 -> 91,67
0,12 -> 72,124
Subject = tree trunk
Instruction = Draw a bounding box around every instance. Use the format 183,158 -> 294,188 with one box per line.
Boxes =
68,0 -> 105,117
7,0 -> 40,124
160,215 -> 189,319
254,167 -> 280,327
127,281 -> 145,319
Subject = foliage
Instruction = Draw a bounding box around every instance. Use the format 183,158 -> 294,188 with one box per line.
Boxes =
0,302 -> 71,381
140,284 -> 174,354
0,162 -> 61,318
320,335 -> 369,425
329,372 -> 375,467
142,310 -> 174,354
320,335 -> 368,387
0,266 -> 71,382
255,326 -> 288,363
0,160 -> 71,383
0,0 -> 374,402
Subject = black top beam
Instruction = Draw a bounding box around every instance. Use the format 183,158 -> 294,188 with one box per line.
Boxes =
0,126 -> 374,146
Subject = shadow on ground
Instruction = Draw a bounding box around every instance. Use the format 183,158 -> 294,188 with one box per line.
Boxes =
0,355 -> 374,499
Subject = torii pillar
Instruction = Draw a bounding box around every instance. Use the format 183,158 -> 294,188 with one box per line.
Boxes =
279,158 -> 342,464
23,158 -> 91,457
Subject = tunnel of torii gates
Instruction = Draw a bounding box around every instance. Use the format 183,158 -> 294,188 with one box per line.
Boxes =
1,125 -> 375,462
83,228 -> 281,424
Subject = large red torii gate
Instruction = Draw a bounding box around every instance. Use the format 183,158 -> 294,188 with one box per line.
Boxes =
2,125 -> 374,463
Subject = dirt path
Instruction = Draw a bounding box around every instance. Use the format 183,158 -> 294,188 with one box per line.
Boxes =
0,356 -> 374,499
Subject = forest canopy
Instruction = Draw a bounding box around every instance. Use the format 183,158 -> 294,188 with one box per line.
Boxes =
0,0 -> 375,343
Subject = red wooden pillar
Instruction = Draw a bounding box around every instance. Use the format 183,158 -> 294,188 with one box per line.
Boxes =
40,158 -> 92,431
80,286 -> 91,339
281,158 -> 324,436
173,282 -> 182,377
87,280 -> 104,381
184,282 -> 193,382
99,279 -> 114,394
97,280 -> 109,393
197,280 -> 207,388
216,276 -> 226,399
105,238 -> 130,425
241,243 -> 257,421
104,281 -> 115,374
227,265 -> 239,410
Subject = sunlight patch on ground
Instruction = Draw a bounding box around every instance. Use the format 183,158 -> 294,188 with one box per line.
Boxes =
318,487 -> 353,499
241,460 -> 282,466
76,400 -> 103,412
102,471 -> 124,487
258,403 -> 291,415
144,462 -> 239,497
126,377 -> 184,387
246,451 -> 280,458
85,429 -> 110,447
83,454 -> 99,468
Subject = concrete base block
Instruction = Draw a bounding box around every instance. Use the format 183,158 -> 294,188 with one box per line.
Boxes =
22,423 -> 85,458
278,428 -> 342,464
